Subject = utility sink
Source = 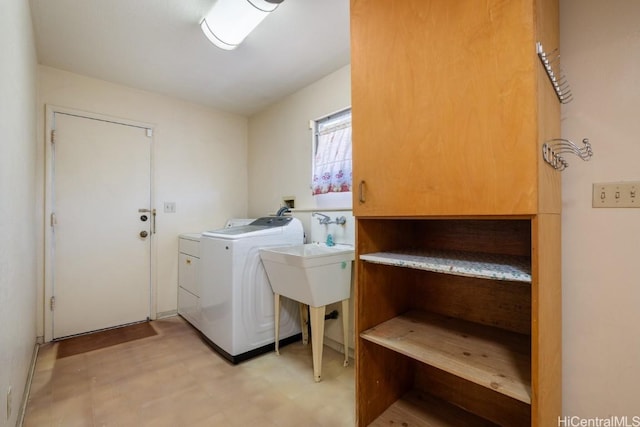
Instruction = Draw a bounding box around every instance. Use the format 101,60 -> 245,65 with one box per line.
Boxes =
260,242 -> 354,382
260,243 -> 354,307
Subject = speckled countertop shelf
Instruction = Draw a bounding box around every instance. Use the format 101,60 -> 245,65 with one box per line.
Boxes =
360,250 -> 531,283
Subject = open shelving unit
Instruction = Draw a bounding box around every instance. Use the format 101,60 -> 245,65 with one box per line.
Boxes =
355,218 -> 538,426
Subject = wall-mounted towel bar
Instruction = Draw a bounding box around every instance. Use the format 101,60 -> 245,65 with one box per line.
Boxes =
542,138 -> 593,171
537,42 -> 573,104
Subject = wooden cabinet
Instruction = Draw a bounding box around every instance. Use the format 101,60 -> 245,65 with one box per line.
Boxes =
351,0 -> 560,217
350,0 -> 561,426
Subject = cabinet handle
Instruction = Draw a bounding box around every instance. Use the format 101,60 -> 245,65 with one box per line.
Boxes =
186,259 -> 191,265
358,180 -> 366,203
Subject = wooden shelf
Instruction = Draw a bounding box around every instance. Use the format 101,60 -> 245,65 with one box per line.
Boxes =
360,310 -> 531,404
370,390 -> 499,427
360,250 -> 531,283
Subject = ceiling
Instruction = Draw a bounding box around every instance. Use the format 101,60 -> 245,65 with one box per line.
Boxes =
29,0 -> 351,116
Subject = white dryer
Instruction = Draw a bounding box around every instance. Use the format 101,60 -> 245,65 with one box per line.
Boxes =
199,216 -> 304,363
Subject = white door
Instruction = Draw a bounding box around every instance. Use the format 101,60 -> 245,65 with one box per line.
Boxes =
51,112 -> 152,339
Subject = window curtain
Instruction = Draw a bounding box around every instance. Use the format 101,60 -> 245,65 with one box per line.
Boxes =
312,112 -> 352,195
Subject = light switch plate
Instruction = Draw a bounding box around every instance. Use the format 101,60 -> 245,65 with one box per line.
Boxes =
163,202 -> 176,213
592,182 -> 640,208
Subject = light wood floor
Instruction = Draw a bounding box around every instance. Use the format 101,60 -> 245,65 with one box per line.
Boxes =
23,316 -> 355,426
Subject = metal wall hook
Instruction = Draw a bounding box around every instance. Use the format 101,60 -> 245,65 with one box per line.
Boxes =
542,138 -> 593,171
537,42 -> 573,104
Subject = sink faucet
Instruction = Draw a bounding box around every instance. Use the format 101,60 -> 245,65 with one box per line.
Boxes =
312,212 -> 332,224
312,212 -> 348,225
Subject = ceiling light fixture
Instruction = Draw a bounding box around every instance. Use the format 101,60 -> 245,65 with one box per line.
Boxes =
201,0 -> 284,51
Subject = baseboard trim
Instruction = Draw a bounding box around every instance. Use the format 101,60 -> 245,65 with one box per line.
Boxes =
324,336 -> 354,360
155,309 -> 177,319
17,342 -> 39,427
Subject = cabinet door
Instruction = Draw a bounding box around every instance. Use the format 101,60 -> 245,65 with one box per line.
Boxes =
178,287 -> 199,328
178,253 -> 199,297
351,0 -> 540,216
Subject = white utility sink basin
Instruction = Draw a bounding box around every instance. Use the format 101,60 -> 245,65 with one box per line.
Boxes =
260,243 -> 354,307
260,242 -> 354,382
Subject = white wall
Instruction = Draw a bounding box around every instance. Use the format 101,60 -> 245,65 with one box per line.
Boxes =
247,65 -> 351,216
561,0 -> 640,418
0,0 -> 38,425
36,66 -> 248,335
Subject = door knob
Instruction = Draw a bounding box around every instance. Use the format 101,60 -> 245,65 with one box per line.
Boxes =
139,230 -> 148,238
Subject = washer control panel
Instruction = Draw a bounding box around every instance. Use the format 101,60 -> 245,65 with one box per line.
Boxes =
250,216 -> 293,227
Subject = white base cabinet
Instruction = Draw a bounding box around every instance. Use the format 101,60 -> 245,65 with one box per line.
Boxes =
178,234 -> 201,329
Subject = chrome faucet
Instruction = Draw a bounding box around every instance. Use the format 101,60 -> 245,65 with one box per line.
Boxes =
312,212 -> 347,225
312,212 -> 332,224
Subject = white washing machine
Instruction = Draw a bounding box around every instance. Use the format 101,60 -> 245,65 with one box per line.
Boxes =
199,216 -> 304,363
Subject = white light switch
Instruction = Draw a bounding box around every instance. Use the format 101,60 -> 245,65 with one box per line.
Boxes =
592,182 -> 640,208
163,202 -> 176,213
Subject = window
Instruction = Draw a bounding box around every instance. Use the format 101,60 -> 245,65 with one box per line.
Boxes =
311,108 -> 352,196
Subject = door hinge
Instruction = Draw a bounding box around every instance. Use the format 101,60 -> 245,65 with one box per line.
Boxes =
50,296 -> 55,311
50,212 -> 56,227
51,129 -> 56,144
